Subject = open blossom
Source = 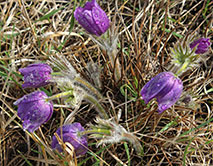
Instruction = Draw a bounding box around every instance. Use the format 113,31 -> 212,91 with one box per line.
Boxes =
51,123 -> 88,156
19,63 -> 52,88
190,38 -> 211,54
14,91 -> 53,132
141,72 -> 183,113
74,0 -> 110,36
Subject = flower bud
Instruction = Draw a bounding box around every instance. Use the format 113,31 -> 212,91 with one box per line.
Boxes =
19,63 -> 52,88
14,91 -> 53,132
190,38 -> 211,54
51,123 -> 88,156
74,0 -> 110,36
141,72 -> 183,113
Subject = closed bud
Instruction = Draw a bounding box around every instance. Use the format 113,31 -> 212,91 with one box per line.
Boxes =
190,38 -> 211,54
141,72 -> 183,113
14,91 -> 53,132
19,63 -> 52,88
51,123 -> 88,156
74,0 -> 110,36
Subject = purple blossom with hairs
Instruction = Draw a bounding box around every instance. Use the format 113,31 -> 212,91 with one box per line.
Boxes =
51,123 -> 88,156
190,38 -> 211,54
14,91 -> 53,132
74,0 -> 110,36
19,63 -> 52,88
141,72 -> 183,113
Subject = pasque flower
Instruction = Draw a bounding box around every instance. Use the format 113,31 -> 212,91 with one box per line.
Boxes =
74,0 -> 110,36
51,123 -> 88,156
190,38 -> 211,54
141,72 -> 183,113
14,91 -> 53,132
19,63 -> 52,88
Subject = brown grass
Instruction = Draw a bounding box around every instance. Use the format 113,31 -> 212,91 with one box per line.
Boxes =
0,0 -> 212,165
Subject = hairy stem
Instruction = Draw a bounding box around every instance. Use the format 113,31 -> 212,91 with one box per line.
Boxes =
122,132 -> 143,155
176,60 -> 190,76
74,76 -> 103,100
45,91 -> 73,102
84,94 -> 109,119
81,129 -> 111,135
108,49 -> 121,82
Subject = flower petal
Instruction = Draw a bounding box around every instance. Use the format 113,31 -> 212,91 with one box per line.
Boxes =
141,72 -> 174,104
92,5 -> 110,34
19,63 -> 52,88
157,78 -> 183,113
190,38 -> 211,54
14,91 -> 53,132
51,123 -> 88,156
74,0 -> 110,36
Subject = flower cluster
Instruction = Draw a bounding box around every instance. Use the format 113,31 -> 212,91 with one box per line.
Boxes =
13,0 -> 211,162
15,61 -> 90,156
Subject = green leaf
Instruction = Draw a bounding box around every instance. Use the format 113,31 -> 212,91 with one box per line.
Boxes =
17,150 -> 33,166
120,83 -> 138,101
69,0 -> 77,33
164,28 -> 183,38
39,87 -> 52,96
37,6 -> 65,22
124,142 -> 131,166
183,137 -> 195,166
78,145 -> 111,166
202,0 -> 210,18
155,117 -> 178,136
206,88 -> 213,94
178,118 -> 213,138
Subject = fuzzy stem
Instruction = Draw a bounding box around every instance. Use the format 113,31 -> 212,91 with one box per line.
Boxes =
122,132 -> 143,155
51,72 -> 63,76
84,94 -> 109,119
45,90 -> 73,102
74,76 -> 103,100
108,49 -> 121,82
81,129 -> 111,135
176,60 -> 190,76
74,76 -> 108,119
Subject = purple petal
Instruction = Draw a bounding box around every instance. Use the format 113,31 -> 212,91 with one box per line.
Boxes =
83,0 -> 97,10
19,63 -> 52,74
14,91 -> 53,132
92,5 -> 110,34
141,72 -> 174,104
190,38 -> 211,54
62,133 -> 87,156
74,8 -> 99,35
19,63 -> 52,88
157,78 -> 183,113
14,91 -> 46,105
74,0 -> 110,36
51,123 -> 88,156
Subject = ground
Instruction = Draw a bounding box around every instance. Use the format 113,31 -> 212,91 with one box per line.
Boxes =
0,0 -> 212,166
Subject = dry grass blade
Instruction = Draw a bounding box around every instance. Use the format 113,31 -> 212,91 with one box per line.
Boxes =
0,0 -> 212,165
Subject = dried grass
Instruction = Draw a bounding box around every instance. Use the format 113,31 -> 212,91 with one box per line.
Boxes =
0,0 -> 212,165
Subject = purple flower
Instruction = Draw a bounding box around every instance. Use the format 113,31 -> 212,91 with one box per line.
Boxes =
74,0 -> 110,36
14,91 -> 53,132
51,123 -> 88,156
141,72 -> 183,113
189,38 -> 211,54
19,63 -> 52,88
